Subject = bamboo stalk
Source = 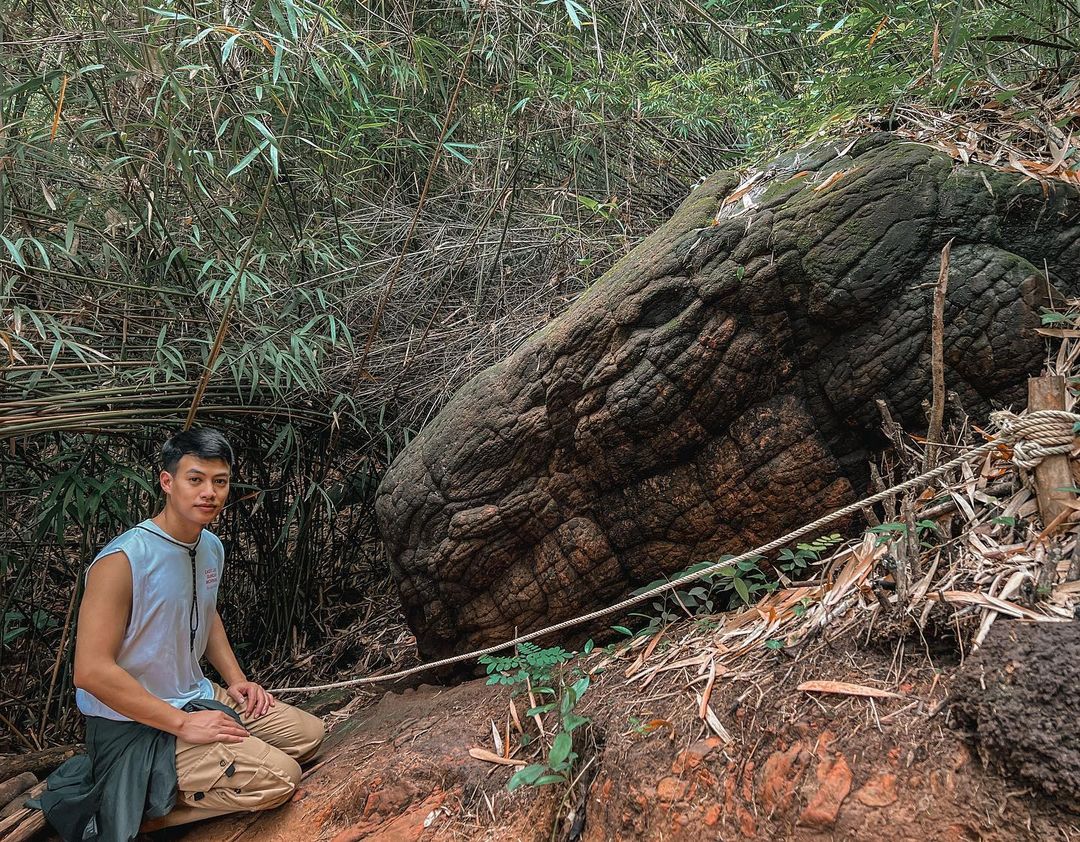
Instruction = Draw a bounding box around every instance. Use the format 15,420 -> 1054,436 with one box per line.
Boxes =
37,584 -> 78,745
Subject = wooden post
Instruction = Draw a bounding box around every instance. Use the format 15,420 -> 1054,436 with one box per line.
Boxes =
1028,375 -> 1076,532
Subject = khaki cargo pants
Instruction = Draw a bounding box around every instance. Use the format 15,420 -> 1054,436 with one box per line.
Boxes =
148,683 -> 325,829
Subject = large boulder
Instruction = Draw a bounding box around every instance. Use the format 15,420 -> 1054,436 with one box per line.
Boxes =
376,134 -> 1080,657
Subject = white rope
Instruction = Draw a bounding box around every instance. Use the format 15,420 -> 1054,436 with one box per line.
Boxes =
991,408 -> 1078,469
271,409 -> 1080,694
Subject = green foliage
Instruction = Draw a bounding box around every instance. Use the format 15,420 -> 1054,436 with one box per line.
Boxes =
792,597 -> 813,618
479,641 -> 576,688
480,642 -> 594,792
866,521 -> 910,545
628,552 -> 777,635
507,673 -> 592,792
777,533 -> 843,573
625,532 -> 845,635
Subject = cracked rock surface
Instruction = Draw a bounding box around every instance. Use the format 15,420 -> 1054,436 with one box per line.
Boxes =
375,134 -> 1080,657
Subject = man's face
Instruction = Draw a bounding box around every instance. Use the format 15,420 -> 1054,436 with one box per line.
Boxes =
160,455 -> 231,525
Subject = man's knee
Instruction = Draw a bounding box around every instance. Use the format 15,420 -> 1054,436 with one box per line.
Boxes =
255,750 -> 302,809
292,711 -> 326,763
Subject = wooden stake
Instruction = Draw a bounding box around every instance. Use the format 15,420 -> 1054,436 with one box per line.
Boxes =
1027,375 -> 1076,533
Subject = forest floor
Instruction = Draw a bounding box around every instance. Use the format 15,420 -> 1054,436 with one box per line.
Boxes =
169,613 -> 1080,842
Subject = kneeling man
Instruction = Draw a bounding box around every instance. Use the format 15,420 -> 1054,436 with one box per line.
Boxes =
54,428 -> 323,837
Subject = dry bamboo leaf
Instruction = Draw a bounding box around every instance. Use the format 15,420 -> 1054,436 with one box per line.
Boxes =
932,590 -> 1064,622
720,171 -> 764,207
867,15 -> 888,49
1035,328 -> 1080,339
0,331 -> 26,365
836,138 -> 858,158
508,698 -> 522,734
490,720 -> 504,758
797,680 -> 903,699
1009,153 -> 1044,182
699,659 -> 717,719
50,75 -> 68,141
468,748 -> 527,767
813,169 -> 850,192
973,608 -> 999,649
40,180 -> 58,212
638,653 -> 711,681
642,628 -> 665,660
625,628 -> 666,678
910,551 -> 940,604
1047,131 -> 1073,174
696,694 -> 733,742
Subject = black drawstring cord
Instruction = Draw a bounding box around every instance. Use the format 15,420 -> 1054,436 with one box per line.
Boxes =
134,525 -> 202,652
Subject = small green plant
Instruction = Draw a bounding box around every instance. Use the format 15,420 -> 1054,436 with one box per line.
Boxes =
1040,307 -> 1079,326
777,532 -> 842,573
481,641 -> 595,792
866,520 -> 941,548
866,521 -> 909,546
915,519 -> 941,547
627,554 -> 777,635
507,671 -> 592,791
479,641 -> 575,689
2,608 -> 57,644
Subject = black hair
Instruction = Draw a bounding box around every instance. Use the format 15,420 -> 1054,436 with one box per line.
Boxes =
161,427 -> 234,474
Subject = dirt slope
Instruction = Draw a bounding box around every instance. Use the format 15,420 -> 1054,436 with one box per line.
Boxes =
171,621 -> 1080,842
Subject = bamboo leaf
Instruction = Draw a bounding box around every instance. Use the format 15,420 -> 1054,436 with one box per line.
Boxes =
2,237 -> 26,269
228,139 -> 271,178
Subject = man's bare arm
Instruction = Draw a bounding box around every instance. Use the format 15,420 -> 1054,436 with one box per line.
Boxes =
73,552 -> 248,744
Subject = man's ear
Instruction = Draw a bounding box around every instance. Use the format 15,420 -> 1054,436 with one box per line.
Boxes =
159,470 -> 173,496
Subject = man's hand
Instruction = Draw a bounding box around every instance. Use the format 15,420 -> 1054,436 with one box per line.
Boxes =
227,681 -> 276,719
178,710 -> 250,745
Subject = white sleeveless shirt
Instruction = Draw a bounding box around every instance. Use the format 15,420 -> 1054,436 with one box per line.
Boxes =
76,520 -> 224,721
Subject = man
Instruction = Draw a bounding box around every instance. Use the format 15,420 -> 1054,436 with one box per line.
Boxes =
56,427 -> 323,837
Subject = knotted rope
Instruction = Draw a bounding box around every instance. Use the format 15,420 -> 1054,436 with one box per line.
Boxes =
271,409 -> 1080,695
991,408 -> 1078,469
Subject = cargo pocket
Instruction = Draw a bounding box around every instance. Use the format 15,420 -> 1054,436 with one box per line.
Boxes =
176,742 -> 240,802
